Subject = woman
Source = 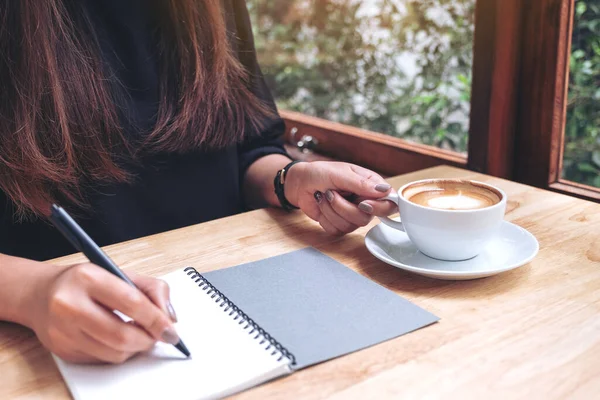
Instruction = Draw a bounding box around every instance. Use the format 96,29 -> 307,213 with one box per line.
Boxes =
0,0 -> 394,363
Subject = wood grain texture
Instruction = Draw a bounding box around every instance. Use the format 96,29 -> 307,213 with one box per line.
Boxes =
2,166 -> 600,399
552,181 -> 600,202
280,110 -> 466,177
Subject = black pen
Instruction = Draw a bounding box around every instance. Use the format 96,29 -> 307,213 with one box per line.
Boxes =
49,204 -> 191,358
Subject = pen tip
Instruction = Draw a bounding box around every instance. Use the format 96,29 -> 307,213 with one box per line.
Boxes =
175,340 -> 191,358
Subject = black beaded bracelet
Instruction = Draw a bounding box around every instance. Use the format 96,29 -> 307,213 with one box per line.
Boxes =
274,160 -> 303,211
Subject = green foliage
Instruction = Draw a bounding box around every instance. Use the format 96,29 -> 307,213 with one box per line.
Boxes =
248,0 -> 474,153
563,1 -> 600,188
249,0 -> 599,188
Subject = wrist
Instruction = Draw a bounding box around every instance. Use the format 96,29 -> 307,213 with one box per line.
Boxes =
0,256 -> 38,326
16,266 -> 51,329
283,161 -> 307,208
8,259 -> 67,328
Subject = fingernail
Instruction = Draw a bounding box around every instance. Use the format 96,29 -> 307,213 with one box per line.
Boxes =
314,191 -> 323,204
166,301 -> 178,322
358,202 -> 373,214
325,190 -> 334,203
161,327 -> 180,345
375,183 -> 391,192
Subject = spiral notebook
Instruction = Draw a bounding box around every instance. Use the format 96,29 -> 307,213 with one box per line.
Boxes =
54,248 -> 438,400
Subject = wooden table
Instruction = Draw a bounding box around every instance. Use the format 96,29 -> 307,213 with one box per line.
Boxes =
2,166 -> 599,399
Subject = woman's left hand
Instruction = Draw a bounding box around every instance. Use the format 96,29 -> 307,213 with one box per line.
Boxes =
284,161 -> 397,235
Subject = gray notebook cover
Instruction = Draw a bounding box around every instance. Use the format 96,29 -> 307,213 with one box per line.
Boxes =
203,247 -> 438,369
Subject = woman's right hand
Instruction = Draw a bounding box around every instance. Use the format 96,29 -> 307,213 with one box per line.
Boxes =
25,263 -> 179,364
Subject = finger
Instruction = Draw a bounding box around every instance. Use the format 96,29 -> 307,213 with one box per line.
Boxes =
319,216 -> 343,236
81,268 -> 179,345
77,331 -> 137,364
46,329 -> 96,364
325,190 -> 373,227
129,274 -> 177,322
318,190 -> 360,234
330,168 -> 391,199
76,299 -> 156,353
300,189 -> 329,222
301,197 -> 322,222
357,199 -> 399,217
52,327 -> 136,364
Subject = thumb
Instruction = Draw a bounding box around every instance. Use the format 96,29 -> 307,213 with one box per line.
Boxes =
330,169 -> 392,199
358,198 -> 399,217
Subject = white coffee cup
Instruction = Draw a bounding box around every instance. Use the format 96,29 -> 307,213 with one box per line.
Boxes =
379,179 -> 507,261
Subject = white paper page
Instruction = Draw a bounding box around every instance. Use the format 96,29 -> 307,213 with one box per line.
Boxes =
54,269 -> 292,400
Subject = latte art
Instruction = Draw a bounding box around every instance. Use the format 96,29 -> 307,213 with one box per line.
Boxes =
403,181 -> 501,211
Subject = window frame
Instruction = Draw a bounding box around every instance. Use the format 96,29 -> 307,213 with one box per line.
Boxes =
273,0 -> 600,202
514,0 -> 600,202
281,110 -> 465,177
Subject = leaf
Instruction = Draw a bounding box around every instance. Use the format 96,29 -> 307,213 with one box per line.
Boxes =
456,73 -> 470,85
572,49 -> 586,60
577,163 -> 599,173
576,1 -> 587,17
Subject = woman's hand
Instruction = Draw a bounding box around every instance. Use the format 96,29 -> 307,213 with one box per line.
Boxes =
284,161 -> 397,235
25,263 -> 178,364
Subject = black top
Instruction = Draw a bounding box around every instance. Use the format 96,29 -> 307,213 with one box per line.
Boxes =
0,0 -> 288,261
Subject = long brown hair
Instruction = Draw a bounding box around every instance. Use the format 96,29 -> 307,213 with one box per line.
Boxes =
0,0 -> 269,218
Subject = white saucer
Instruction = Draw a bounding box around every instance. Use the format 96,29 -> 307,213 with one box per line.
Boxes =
365,219 -> 539,280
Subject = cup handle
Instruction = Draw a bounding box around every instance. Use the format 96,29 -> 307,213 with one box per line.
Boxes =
378,192 -> 405,232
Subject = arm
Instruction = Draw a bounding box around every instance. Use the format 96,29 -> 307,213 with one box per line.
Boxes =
0,254 -> 60,326
242,154 -> 292,209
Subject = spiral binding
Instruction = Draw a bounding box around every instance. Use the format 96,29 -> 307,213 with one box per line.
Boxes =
184,267 -> 297,366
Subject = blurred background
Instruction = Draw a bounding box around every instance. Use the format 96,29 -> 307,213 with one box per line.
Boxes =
248,0 -> 599,189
